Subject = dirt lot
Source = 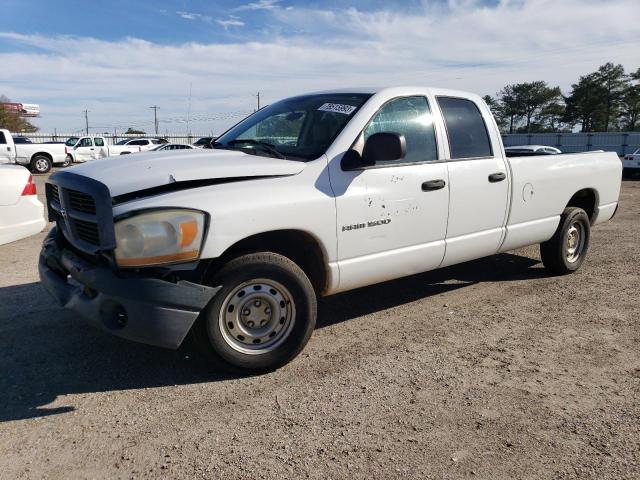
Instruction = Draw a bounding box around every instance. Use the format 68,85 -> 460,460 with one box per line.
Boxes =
0,172 -> 638,479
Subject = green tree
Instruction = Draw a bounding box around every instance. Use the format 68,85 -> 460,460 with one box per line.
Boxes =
594,62 -> 628,131
564,73 -> 608,132
619,68 -> 640,131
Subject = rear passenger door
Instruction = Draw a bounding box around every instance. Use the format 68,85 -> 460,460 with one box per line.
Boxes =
436,96 -> 509,267
94,137 -> 108,159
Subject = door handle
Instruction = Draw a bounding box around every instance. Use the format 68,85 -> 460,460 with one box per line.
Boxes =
422,179 -> 446,191
488,172 -> 506,183
90,148 -> 94,150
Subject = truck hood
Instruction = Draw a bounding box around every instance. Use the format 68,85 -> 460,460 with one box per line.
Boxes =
68,149 -> 306,197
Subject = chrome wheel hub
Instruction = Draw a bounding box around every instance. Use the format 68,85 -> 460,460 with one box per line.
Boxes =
35,158 -> 49,172
566,222 -> 585,263
219,279 -> 295,354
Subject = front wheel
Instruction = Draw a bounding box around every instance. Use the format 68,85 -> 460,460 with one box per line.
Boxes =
30,155 -> 52,174
191,252 -> 317,373
540,207 -> 591,275
61,155 -> 72,168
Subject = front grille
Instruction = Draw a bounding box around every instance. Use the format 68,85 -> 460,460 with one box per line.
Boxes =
45,172 -> 116,253
50,185 -> 61,205
74,218 -> 100,245
67,189 -> 96,214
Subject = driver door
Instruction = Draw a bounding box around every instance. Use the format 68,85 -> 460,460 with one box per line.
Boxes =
74,137 -> 94,162
330,96 -> 450,292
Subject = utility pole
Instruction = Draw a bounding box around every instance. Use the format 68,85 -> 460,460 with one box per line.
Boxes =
149,105 -> 160,135
187,83 -> 192,137
83,109 -> 90,134
256,92 -> 260,111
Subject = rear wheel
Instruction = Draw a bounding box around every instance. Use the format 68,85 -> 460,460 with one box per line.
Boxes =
30,155 -> 52,174
192,252 -> 317,373
540,207 -> 590,275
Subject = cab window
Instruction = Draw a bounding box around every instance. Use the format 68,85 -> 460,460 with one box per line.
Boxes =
363,96 -> 438,165
95,138 -> 105,147
437,97 -> 492,159
78,138 -> 93,147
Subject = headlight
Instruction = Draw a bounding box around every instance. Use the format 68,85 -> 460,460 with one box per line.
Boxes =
114,209 -> 206,267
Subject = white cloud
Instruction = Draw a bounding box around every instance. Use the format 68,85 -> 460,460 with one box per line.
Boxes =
217,17 -> 246,30
234,0 -> 280,11
0,0 -> 638,133
176,11 -> 213,23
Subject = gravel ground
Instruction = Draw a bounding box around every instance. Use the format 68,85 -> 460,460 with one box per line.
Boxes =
1,171 -> 639,479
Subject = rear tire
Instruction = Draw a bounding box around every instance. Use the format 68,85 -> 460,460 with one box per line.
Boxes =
191,252 -> 317,373
540,207 -> 590,275
30,155 -> 52,174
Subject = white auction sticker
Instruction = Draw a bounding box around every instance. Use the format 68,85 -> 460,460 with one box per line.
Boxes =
318,103 -> 357,115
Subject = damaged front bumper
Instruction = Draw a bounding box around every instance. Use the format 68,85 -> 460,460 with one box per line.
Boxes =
38,228 -> 220,349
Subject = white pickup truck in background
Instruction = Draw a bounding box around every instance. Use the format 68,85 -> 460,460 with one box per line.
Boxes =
66,136 -> 166,163
39,87 -> 622,373
622,148 -> 640,177
0,129 -> 68,174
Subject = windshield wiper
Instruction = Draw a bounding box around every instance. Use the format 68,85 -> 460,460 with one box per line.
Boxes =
225,139 -> 286,159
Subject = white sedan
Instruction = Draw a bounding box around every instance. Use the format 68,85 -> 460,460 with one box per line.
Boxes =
505,145 -> 562,155
149,143 -> 195,152
0,165 -> 46,245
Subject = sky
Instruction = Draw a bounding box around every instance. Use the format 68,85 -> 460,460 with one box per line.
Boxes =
0,0 -> 638,134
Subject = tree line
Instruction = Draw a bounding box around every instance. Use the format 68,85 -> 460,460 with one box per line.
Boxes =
484,62 -> 640,134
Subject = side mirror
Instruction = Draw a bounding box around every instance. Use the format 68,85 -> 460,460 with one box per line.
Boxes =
341,132 -> 407,171
362,132 -> 406,164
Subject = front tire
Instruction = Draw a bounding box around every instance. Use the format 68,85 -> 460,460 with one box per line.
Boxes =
540,207 -> 590,275
192,252 -> 317,373
61,155 -> 72,168
30,155 -> 52,174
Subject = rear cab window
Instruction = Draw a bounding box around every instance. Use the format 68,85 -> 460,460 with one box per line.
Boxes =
0,132 -> 6,144
437,97 -> 492,159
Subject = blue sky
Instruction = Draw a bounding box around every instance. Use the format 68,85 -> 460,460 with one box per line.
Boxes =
0,0 -> 638,134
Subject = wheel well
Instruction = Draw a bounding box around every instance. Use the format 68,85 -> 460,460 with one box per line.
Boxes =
32,152 -> 53,162
213,230 -> 328,294
566,188 -> 597,223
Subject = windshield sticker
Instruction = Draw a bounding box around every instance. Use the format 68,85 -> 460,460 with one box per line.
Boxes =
318,103 -> 357,115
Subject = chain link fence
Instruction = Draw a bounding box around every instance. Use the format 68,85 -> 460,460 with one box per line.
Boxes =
10,133 -> 215,145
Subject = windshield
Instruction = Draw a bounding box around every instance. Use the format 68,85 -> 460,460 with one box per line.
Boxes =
65,137 -> 79,147
215,93 -> 372,160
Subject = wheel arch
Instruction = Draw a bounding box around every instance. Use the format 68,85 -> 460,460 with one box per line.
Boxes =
565,188 -> 598,224
31,151 -> 53,162
209,229 -> 330,295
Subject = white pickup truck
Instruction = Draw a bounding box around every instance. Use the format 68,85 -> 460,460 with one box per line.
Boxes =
39,87 -> 622,373
66,136 -> 165,163
623,148 -> 640,177
0,129 -> 68,173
